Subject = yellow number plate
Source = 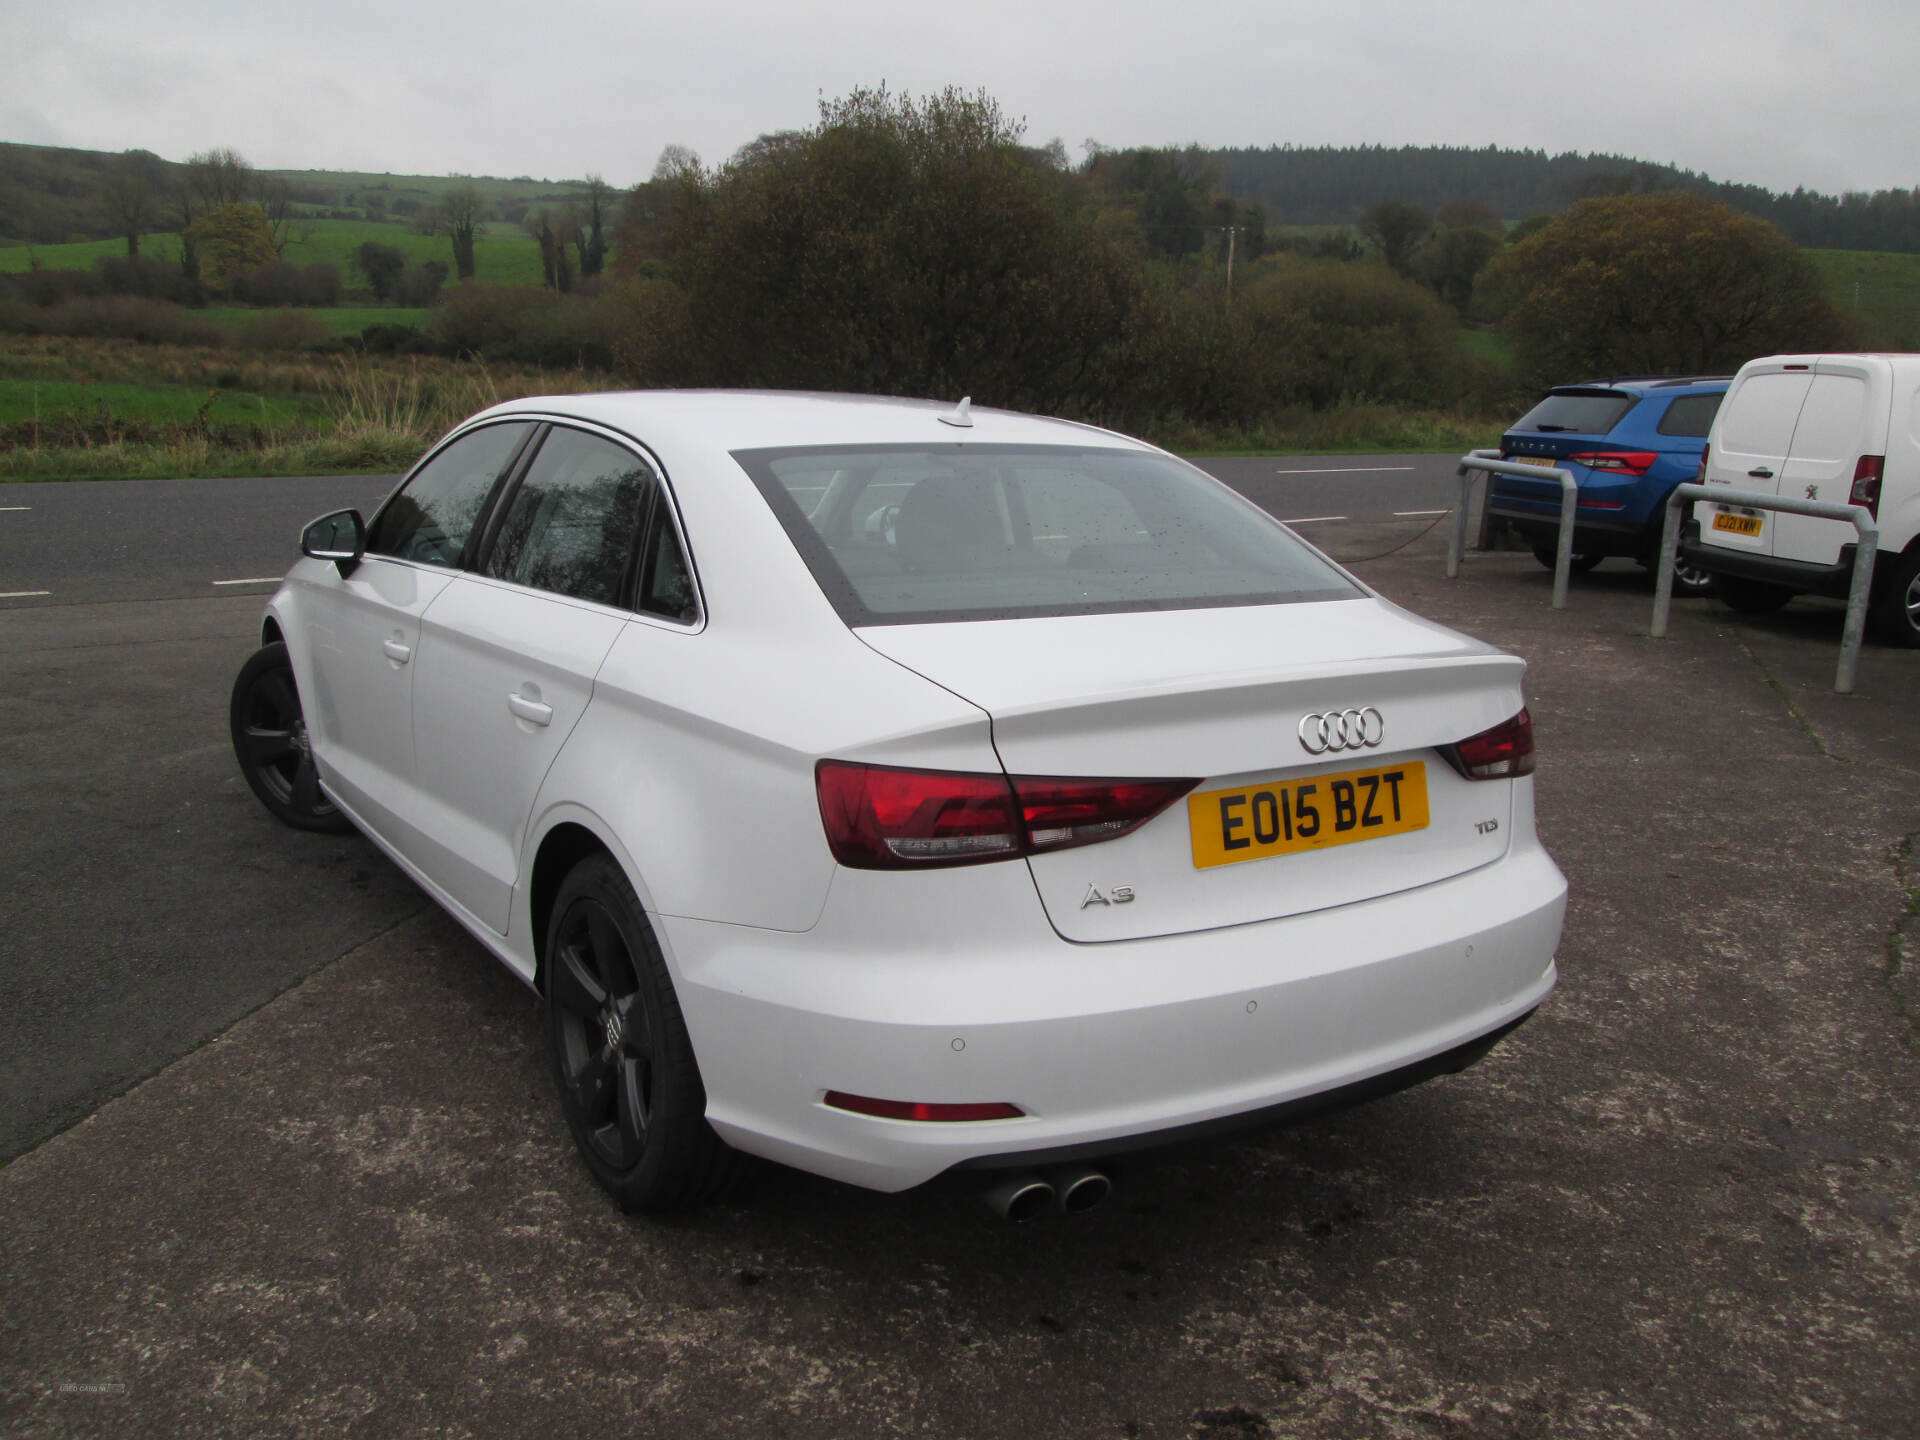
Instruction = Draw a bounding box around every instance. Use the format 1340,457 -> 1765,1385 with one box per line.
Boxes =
1713,511 -> 1763,536
1188,762 -> 1430,870
1511,455 -> 1558,467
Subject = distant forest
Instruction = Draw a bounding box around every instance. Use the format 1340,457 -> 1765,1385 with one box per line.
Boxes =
2,136 -> 1916,254
1212,144 -> 1920,253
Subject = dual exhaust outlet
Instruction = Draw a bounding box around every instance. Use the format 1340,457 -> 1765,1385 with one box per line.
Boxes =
982,1164 -> 1110,1221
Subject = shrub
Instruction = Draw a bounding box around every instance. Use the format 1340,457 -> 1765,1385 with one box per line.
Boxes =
427,282 -> 564,358
396,261 -> 448,308
0,295 -> 225,346
1242,259 -> 1458,410
93,255 -> 199,304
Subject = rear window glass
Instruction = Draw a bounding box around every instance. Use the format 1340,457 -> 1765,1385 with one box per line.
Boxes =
1511,390 -> 1635,436
733,444 -> 1360,625
1788,374 -> 1869,463
1655,393 -> 1724,438
1717,372 -> 1812,457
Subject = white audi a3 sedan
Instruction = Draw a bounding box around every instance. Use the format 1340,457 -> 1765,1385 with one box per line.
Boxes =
230,391 -> 1564,1216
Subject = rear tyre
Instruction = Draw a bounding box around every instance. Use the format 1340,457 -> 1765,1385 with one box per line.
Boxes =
1712,574 -> 1794,615
229,642 -> 353,833
1868,546 -> 1920,647
1530,542 -> 1603,575
544,854 -> 745,1211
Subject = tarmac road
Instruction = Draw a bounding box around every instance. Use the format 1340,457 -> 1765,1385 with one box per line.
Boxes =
2,466 -> 1917,1438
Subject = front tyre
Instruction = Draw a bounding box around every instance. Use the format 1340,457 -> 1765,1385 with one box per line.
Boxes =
1869,546 -> 1920,648
545,854 -> 744,1211
229,642 -> 353,833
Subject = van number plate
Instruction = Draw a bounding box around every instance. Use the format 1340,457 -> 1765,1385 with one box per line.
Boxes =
1188,762 -> 1430,870
1713,511 -> 1763,537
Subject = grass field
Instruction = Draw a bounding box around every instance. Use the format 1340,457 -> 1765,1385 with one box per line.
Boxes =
1807,249 -> 1920,349
0,218 -> 547,287
0,378 -> 325,430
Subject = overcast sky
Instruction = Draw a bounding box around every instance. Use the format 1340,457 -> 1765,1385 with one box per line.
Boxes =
4,0 -> 1915,200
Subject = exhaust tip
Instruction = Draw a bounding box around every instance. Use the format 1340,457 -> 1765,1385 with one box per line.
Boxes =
982,1174 -> 1054,1223
1043,1164 -> 1111,1215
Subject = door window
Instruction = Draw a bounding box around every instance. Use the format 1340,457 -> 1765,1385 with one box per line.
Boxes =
483,426 -> 655,607
368,422 -> 531,566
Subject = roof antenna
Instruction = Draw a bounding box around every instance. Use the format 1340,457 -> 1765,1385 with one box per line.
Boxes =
938,396 -> 973,429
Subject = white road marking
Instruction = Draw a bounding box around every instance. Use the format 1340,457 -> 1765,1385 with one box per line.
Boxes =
212,577 -> 282,586
1,590 -> 51,598
1394,509 -> 1449,517
0,506 -> 30,512
1280,515 -> 1347,524
1273,465 -> 1418,474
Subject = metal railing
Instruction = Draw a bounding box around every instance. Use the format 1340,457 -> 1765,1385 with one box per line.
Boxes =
1453,454 -> 1579,608
1652,484 -> 1880,694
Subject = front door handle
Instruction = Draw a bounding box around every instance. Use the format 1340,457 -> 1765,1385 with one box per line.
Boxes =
507,692 -> 553,727
382,638 -> 412,664
1748,467 -> 1775,479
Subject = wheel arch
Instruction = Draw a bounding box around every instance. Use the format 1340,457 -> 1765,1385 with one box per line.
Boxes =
261,615 -> 285,648
527,820 -> 617,993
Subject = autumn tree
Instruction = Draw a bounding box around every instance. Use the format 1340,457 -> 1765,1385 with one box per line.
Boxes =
187,202 -> 278,293
1478,192 -> 1857,379
437,184 -> 485,281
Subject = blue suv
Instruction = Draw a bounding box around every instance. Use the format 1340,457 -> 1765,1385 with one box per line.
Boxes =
1488,377 -> 1729,595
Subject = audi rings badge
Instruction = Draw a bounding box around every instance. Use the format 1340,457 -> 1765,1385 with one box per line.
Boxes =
1297,707 -> 1386,755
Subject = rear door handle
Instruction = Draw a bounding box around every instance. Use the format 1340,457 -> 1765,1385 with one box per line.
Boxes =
1748,467 -> 1774,479
382,638 -> 412,664
507,693 -> 553,727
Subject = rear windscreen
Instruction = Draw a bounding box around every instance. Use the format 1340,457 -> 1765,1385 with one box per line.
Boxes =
1510,390 -> 1635,436
732,443 -> 1360,625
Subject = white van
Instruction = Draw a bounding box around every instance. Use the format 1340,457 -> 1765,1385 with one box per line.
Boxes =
1683,353 -> 1920,645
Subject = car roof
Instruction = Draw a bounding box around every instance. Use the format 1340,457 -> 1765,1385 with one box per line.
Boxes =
464,389 -> 1153,457
1553,376 -> 1732,395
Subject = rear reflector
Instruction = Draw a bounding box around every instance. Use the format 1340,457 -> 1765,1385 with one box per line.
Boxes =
1440,708 -> 1536,781
1850,455 -> 1884,516
816,761 -> 1196,869
824,1092 -> 1025,1122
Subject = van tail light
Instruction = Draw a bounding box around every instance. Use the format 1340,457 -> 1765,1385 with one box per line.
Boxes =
815,761 -> 1197,869
1850,455 -> 1884,516
1695,443 -> 1710,483
1567,450 -> 1657,476
1439,709 -> 1536,781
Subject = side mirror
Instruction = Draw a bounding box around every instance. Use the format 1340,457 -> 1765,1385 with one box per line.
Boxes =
301,509 -> 366,577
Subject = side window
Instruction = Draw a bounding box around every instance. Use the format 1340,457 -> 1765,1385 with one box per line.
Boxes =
638,510 -> 698,623
368,422 -> 530,566
483,426 -> 655,606
1656,393 -> 1724,438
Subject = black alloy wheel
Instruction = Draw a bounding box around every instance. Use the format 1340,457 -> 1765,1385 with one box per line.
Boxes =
1667,554 -> 1718,598
545,854 -> 743,1211
229,642 -> 353,833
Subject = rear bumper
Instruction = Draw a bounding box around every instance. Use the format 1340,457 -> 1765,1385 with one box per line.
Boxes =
660,840 -> 1565,1192
1681,520 -> 1861,598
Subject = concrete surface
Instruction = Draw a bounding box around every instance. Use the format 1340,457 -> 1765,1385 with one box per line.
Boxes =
3,528 -> 1916,1439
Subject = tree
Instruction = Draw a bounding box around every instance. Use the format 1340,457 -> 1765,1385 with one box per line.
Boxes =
184,147 -> 255,211
576,175 -> 613,278
1356,201 -> 1432,276
1415,225 -> 1502,311
354,240 -> 407,302
187,202 -> 278,293
650,84 -> 1140,414
1478,192 -> 1857,379
437,184 -> 485,281
99,150 -> 166,257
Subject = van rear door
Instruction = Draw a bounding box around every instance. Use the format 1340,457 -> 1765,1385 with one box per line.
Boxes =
1701,361 -> 1813,558
1772,358 -> 1890,566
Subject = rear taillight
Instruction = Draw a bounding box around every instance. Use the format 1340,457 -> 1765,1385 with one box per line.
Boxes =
816,761 -> 1197,869
1695,443 -> 1710,483
824,1092 -> 1025,1122
1567,450 -> 1657,476
1440,709 -> 1536,781
1850,455 -> 1884,516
